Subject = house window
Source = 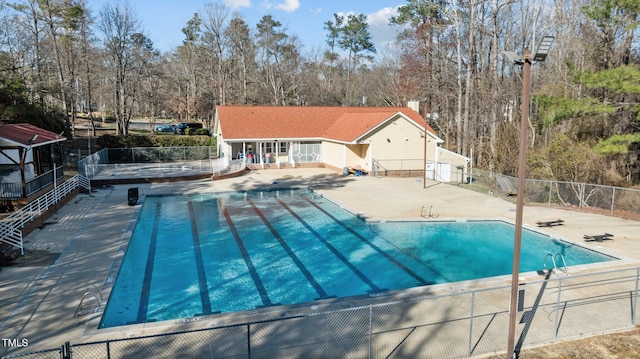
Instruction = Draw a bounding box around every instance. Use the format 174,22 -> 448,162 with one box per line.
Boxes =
279,142 -> 287,153
264,143 -> 273,153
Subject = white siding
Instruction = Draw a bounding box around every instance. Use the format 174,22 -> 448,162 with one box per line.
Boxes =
362,115 -> 436,171
322,141 -> 345,168
437,148 -> 469,169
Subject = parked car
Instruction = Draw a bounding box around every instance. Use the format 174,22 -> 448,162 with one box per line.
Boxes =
154,124 -> 176,133
174,122 -> 203,135
174,122 -> 188,134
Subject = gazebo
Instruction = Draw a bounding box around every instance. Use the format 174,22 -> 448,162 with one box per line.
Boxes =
0,123 -> 66,209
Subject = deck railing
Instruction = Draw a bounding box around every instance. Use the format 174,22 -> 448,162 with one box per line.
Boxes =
0,175 -> 91,255
0,167 -> 64,199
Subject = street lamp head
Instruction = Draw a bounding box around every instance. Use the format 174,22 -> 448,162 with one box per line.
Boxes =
533,35 -> 555,62
503,50 -> 524,65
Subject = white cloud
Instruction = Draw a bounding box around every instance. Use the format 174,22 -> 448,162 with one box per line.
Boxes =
223,0 -> 251,9
367,7 -> 398,27
274,0 -> 300,13
367,7 -> 401,51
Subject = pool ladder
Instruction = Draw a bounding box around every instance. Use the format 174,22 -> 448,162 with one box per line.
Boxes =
74,284 -> 104,317
421,205 -> 439,218
543,253 -> 569,276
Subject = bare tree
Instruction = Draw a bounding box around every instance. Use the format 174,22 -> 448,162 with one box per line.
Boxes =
97,0 -> 145,135
202,3 -> 229,107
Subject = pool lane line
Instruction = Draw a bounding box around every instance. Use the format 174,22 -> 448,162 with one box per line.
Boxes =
367,222 -> 446,281
188,201 -> 218,316
247,199 -> 331,300
276,198 -> 381,293
301,196 -> 433,286
223,207 -> 273,307
137,202 -> 161,324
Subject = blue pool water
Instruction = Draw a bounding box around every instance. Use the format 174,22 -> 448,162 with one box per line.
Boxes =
99,189 -> 615,328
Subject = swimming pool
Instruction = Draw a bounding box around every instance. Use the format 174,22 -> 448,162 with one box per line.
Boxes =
99,189 -> 615,328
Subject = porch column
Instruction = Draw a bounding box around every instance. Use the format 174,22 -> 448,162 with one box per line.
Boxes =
275,140 -> 280,168
51,143 -> 57,200
19,147 -> 27,198
259,142 -> 264,169
242,142 -> 246,166
289,142 -> 295,168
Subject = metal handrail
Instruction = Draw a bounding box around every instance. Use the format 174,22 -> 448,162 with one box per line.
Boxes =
74,292 -> 101,317
543,253 -> 569,276
554,253 -> 569,275
0,175 -> 91,256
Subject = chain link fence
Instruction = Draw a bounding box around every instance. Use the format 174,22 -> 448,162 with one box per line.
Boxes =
467,169 -> 640,220
4,267 -> 639,358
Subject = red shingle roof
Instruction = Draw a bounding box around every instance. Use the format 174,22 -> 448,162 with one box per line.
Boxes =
0,123 -> 66,148
216,106 -> 436,142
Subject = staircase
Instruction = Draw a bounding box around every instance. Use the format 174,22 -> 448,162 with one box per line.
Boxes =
0,175 -> 91,262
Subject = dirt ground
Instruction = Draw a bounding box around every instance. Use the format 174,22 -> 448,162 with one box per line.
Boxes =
488,327 -> 640,358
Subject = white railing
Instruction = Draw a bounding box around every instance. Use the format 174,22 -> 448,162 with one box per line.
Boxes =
0,175 -> 91,255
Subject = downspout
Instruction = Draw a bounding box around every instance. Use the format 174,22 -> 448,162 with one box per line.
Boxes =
343,144 -> 347,169
434,137 -> 440,180
368,140 -> 373,171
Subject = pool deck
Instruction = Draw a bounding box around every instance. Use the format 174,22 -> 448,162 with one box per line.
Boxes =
1,168 -> 639,356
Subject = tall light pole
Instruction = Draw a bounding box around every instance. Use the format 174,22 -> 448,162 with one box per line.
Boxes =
423,112 -> 438,188
504,35 -> 555,359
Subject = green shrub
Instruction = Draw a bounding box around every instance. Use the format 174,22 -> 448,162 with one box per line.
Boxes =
194,128 -> 210,136
97,134 -> 213,148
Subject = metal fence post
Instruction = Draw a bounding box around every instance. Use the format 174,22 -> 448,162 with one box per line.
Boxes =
468,291 -> 475,356
634,268 -> 639,325
247,323 -> 251,359
62,341 -> 71,359
611,187 -> 616,216
369,305 -> 373,359
554,278 -> 563,339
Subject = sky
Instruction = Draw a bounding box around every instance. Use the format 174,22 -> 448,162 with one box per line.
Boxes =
87,0 -> 406,55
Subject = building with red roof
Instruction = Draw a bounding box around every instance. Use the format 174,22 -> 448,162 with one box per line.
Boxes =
0,123 -> 66,202
214,105 -> 469,181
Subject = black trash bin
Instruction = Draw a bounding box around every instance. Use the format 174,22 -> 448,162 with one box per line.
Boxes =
128,187 -> 139,206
